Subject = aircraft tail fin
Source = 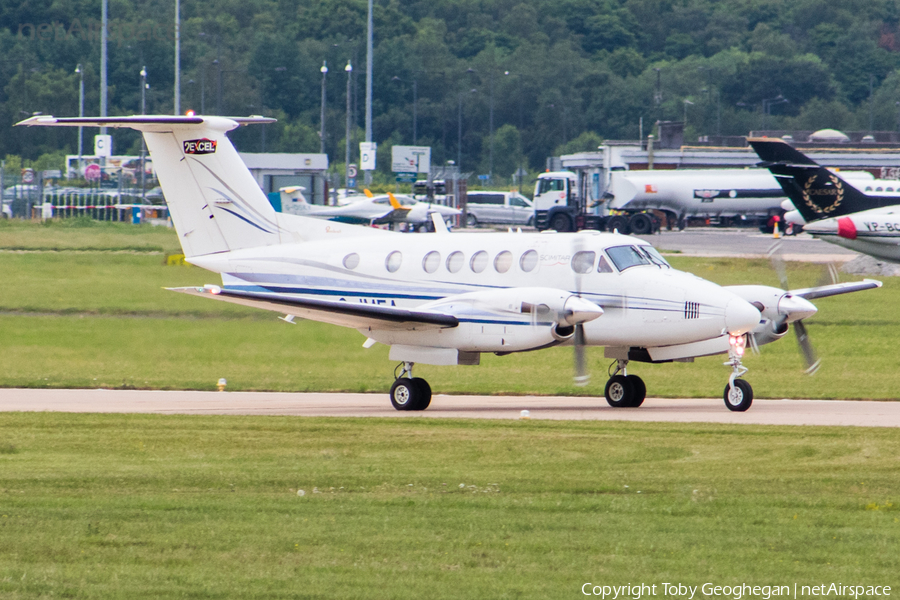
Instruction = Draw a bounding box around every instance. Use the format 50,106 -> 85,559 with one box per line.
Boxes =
18,115 -> 304,258
749,137 -> 886,223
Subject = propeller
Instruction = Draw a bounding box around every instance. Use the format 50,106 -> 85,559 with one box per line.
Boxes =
766,241 -> 821,374
572,235 -> 590,386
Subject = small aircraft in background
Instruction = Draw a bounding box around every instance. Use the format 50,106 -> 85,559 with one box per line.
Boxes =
278,186 -> 460,230
751,138 -> 900,263
19,115 -> 882,412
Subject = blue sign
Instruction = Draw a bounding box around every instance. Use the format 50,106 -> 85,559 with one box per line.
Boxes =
395,172 -> 417,183
347,178 -> 357,188
478,174 -> 490,181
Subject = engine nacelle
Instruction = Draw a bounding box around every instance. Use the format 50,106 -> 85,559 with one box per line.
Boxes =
749,318 -> 789,347
420,287 -> 603,328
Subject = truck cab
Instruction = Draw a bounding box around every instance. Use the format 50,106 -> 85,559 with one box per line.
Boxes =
533,172 -> 579,231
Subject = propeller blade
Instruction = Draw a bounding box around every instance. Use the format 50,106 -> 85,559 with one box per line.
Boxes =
573,323 -> 589,386
793,320 -> 821,375
767,240 -> 788,290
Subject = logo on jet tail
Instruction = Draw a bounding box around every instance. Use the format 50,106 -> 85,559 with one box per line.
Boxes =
802,173 -> 844,215
183,138 -> 217,155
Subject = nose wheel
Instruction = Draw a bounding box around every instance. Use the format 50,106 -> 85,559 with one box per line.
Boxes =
604,360 -> 646,408
390,362 -> 432,411
723,335 -> 753,411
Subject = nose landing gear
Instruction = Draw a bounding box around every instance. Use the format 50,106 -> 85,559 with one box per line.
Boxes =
389,362 -> 432,411
723,335 -> 753,411
604,359 -> 646,408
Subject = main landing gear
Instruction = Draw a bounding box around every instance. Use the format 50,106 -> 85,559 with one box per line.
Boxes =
604,359 -> 646,408
723,334 -> 753,412
390,362 -> 432,411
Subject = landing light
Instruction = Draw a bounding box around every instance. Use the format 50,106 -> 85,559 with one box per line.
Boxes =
729,334 -> 746,357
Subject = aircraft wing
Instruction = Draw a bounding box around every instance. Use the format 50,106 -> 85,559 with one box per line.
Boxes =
168,286 -> 459,331
790,279 -> 882,300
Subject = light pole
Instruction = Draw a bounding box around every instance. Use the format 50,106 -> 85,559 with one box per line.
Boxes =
762,95 -> 788,130
320,61 -> 328,155
174,0 -> 180,114
653,67 -> 662,120
683,99 -> 694,128
458,88 -> 476,170
140,66 -> 148,201
345,60 -> 353,187
75,64 -> 84,174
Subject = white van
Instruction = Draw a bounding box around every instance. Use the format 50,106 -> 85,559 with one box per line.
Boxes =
464,191 -> 534,227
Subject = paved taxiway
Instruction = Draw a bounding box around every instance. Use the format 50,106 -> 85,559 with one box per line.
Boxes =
2,389 -> 898,427
634,228 -> 859,262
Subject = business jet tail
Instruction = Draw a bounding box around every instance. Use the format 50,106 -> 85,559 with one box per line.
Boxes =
749,137 -> 892,223
17,115 -> 373,257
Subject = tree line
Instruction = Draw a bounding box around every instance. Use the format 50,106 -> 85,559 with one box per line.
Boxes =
2,0 -> 900,185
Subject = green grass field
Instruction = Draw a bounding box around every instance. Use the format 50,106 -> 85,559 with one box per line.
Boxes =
2,222 -> 899,598
1,221 -> 897,398
0,415 -> 898,598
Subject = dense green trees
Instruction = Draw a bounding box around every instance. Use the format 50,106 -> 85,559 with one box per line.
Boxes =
2,0 -> 900,183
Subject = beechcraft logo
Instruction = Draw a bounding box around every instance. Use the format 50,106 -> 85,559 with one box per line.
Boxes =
183,138 -> 217,155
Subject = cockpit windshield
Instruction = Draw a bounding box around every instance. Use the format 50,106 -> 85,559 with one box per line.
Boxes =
605,245 -> 651,271
638,245 -> 671,268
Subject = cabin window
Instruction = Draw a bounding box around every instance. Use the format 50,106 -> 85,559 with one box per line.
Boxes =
423,251 -> 440,274
571,251 -> 596,274
385,251 -> 402,273
606,245 -> 651,271
494,251 -> 513,273
889,187 -> 895,192
597,254 -> 614,273
520,249 -> 538,272
876,187 -> 884,192
343,253 -> 360,270
865,187 -> 873,191
470,250 -> 488,273
446,251 -> 465,273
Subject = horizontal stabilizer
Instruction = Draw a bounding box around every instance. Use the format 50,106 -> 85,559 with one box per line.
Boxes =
169,286 -> 459,331
17,115 -> 275,129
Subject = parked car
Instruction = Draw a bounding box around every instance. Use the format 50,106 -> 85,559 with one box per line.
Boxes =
464,191 -> 534,227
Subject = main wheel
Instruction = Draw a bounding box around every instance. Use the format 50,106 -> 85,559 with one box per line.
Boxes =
466,214 -> 478,228
607,215 -> 630,235
625,375 -> 646,407
629,213 -> 652,235
550,213 -> 571,232
605,375 -> 635,408
410,377 -> 432,411
723,378 -> 753,412
390,378 -> 419,411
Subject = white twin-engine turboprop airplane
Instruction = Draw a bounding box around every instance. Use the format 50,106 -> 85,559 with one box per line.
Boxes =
19,115 -> 883,412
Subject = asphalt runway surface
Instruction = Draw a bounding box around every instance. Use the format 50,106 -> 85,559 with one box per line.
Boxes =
634,227 -> 859,262
3,388 -> 898,428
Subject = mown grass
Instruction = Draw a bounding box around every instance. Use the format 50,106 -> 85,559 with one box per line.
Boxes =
0,218 -> 181,253
1,223 -> 897,398
0,414 -> 897,599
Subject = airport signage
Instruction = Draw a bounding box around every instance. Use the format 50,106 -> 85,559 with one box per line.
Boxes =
395,172 -> 417,183
391,145 -> 430,174
360,142 -> 377,171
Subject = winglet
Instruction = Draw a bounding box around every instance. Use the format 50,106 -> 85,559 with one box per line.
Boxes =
388,192 -> 403,210
363,189 -> 374,198
431,212 -> 449,234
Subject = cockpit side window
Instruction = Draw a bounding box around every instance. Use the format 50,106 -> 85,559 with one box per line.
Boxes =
606,245 -> 651,271
597,254 -> 614,273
